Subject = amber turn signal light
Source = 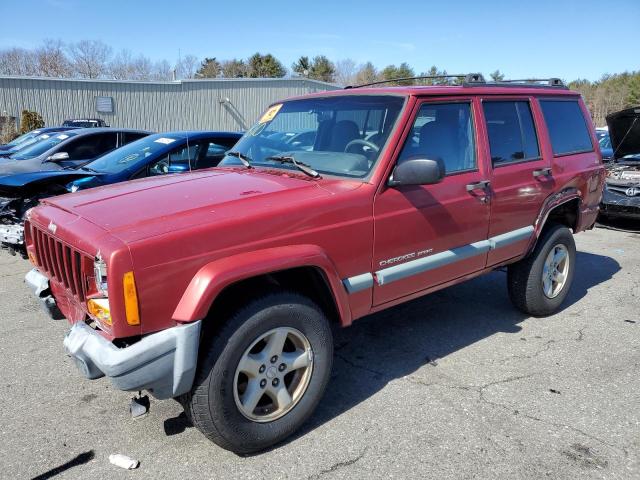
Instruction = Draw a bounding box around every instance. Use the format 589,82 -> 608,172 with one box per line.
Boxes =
123,271 -> 140,326
27,251 -> 37,266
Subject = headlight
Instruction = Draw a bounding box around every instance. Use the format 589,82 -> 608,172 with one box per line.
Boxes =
87,298 -> 111,325
94,252 -> 108,296
66,176 -> 96,193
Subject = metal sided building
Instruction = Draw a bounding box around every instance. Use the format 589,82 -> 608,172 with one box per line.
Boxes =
0,76 -> 339,132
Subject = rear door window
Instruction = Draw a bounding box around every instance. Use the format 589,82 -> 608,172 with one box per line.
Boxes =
539,100 -> 593,155
122,132 -> 149,144
483,101 -> 540,165
149,143 -> 200,175
65,133 -> 118,160
198,139 -> 236,169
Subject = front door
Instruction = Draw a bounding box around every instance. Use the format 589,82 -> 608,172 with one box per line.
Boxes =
372,98 -> 491,306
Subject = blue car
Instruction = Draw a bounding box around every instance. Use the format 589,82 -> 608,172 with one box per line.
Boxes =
0,126 -> 80,156
596,130 -> 614,161
0,131 -> 242,253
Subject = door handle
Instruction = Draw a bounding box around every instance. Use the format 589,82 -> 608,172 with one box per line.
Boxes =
533,167 -> 552,178
466,180 -> 491,192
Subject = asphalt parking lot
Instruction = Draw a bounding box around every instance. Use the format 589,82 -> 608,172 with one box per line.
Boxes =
0,226 -> 638,480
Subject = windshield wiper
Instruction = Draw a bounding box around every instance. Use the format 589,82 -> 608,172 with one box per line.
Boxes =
226,150 -> 253,169
265,155 -> 321,178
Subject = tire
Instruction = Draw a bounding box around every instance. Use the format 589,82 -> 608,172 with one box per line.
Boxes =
507,224 -> 576,316
183,291 -> 333,454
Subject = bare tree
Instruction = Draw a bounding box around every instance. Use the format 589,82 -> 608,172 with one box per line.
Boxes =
109,49 -> 135,80
35,39 -> 71,77
150,60 -> 173,81
110,50 -> 152,80
67,40 -> 112,78
0,48 -> 38,76
175,54 -> 198,79
334,58 -> 357,86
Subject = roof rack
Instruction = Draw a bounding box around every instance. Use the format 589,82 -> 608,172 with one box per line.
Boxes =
345,74 -> 567,89
344,73 -> 482,89
478,78 -> 567,88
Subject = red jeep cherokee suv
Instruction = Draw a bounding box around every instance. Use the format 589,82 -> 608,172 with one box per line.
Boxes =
24,75 -> 604,453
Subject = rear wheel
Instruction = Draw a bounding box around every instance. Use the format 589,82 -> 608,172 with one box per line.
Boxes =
507,224 -> 576,316
184,291 -> 333,454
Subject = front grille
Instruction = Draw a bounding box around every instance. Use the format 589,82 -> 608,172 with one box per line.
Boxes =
30,224 -> 91,301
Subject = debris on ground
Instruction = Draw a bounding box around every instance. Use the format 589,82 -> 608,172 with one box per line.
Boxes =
109,454 -> 139,470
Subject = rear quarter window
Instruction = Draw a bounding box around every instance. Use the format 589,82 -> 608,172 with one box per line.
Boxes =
540,100 -> 593,155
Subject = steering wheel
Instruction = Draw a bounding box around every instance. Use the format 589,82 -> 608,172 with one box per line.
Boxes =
344,139 -> 380,153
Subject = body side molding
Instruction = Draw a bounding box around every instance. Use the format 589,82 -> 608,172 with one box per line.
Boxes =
342,225 -> 536,290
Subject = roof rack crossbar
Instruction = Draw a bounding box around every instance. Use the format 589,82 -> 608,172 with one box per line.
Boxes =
345,73 -> 485,89
345,74 -> 567,90
497,78 -> 565,86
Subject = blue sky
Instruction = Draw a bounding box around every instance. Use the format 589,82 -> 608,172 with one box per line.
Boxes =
0,0 -> 638,81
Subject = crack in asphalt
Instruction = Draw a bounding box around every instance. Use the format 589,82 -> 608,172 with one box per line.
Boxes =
0,272 -> 24,279
336,352 -> 630,458
308,446 -> 369,480
496,340 -> 557,364
334,352 -> 385,377
476,376 -> 627,456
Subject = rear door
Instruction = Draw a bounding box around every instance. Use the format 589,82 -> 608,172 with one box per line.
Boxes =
481,97 -> 553,266
372,97 -> 491,306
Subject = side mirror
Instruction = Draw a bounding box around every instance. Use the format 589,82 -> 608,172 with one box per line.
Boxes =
388,157 -> 445,187
46,151 -> 70,162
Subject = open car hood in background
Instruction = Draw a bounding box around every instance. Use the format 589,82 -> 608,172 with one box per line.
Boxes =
606,106 -> 640,159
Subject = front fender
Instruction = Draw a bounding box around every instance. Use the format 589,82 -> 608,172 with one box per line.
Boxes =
172,244 -> 352,326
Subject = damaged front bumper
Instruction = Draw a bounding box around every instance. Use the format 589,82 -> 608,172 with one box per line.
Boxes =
63,319 -> 201,400
26,268 -> 201,399
600,184 -> 640,219
25,268 -> 64,319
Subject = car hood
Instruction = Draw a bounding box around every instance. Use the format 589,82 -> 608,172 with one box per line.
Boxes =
41,168 -> 339,243
0,157 -> 60,175
606,106 -> 640,159
0,170 -> 99,191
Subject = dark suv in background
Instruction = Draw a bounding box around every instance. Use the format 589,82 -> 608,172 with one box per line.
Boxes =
62,118 -> 109,128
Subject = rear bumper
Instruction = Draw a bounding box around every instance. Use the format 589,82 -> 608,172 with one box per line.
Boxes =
63,319 -> 201,400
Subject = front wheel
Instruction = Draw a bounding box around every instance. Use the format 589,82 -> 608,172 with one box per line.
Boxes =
507,224 -> 576,316
184,291 -> 333,454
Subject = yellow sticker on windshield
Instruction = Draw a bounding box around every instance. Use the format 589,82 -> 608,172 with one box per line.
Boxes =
259,104 -> 282,123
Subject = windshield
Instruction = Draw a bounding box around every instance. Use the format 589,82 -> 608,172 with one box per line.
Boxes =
87,134 -> 180,173
219,95 -> 405,178
10,132 -> 77,160
598,134 -> 611,149
7,132 -> 54,153
5,130 -> 40,147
